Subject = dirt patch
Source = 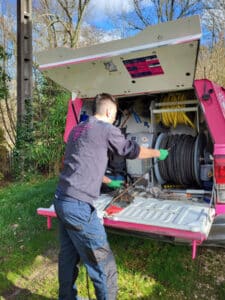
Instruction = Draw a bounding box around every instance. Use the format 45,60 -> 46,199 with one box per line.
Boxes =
1,249 -> 58,300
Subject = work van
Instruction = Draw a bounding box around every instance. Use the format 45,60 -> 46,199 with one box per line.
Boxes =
37,15 -> 225,258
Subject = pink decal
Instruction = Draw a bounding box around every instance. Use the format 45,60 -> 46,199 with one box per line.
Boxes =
63,98 -> 83,143
73,123 -> 91,141
123,55 -> 164,78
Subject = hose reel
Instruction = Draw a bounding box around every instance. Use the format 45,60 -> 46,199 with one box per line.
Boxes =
154,133 -> 207,186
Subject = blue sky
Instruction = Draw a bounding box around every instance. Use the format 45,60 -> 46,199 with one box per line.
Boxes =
1,0 -> 217,44
85,0 -> 136,32
86,0 -> 209,42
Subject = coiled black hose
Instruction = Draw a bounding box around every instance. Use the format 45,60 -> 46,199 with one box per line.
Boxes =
156,133 -> 205,186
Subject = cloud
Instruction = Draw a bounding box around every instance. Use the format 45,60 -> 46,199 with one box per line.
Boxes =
87,0 -> 134,23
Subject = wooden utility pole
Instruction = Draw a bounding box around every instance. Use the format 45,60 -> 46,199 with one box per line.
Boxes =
17,0 -> 32,123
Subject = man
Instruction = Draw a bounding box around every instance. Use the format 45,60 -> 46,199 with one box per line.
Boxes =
54,93 -> 168,300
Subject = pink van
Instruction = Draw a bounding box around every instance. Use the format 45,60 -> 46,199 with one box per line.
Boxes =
37,15 -> 225,258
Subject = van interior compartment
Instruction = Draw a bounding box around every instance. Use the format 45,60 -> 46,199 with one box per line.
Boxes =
79,88 -> 215,258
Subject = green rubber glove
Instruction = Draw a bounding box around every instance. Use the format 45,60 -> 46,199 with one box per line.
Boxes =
159,149 -> 169,160
107,180 -> 124,189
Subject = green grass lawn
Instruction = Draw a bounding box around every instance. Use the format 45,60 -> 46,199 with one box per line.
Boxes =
0,178 -> 225,300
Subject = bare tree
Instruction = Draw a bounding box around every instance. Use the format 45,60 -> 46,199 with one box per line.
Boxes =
0,5 -> 17,150
196,40 -> 225,86
113,0 -> 205,33
77,24 -> 111,47
33,0 -> 91,49
202,0 -> 225,46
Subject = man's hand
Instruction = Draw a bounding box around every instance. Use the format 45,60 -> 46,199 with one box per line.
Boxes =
107,180 -> 124,189
159,149 -> 169,160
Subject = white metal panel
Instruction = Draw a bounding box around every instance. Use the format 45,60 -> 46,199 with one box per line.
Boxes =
93,194 -> 112,219
36,16 -> 201,98
38,195 -> 215,239
111,197 -> 215,237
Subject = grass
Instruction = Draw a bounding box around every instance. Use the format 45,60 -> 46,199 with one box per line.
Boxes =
0,178 -> 58,296
0,177 -> 225,299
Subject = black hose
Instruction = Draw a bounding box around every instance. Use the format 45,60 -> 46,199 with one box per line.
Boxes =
156,133 -> 204,186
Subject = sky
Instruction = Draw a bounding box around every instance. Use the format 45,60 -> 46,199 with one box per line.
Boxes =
88,0 -> 134,19
2,0 -> 222,45
86,0 -> 135,30
86,0 -> 223,44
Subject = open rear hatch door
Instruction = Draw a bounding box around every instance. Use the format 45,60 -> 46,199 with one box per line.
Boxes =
36,15 -> 201,98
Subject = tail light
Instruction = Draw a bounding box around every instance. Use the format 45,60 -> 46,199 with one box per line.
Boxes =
214,156 -> 225,203
214,156 -> 225,184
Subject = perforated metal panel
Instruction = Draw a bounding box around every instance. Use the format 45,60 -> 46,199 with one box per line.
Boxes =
111,197 -> 215,237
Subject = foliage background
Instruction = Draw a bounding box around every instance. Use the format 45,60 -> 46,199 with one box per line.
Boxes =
0,0 -> 224,180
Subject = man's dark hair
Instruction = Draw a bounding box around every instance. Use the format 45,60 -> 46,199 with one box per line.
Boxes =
92,93 -> 117,115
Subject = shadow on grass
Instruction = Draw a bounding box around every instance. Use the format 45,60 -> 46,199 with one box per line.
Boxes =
0,276 -> 54,300
0,243 -> 58,299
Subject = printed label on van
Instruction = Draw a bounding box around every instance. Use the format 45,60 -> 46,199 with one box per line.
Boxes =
123,55 -> 164,78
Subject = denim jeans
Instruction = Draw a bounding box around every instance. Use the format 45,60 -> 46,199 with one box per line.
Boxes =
54,194 -> 118,300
